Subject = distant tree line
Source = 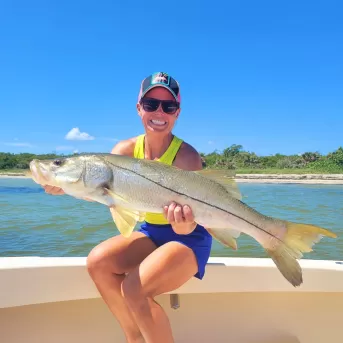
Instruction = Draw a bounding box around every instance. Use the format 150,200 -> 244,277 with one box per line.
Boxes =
1,146 -> 343,173
0,153 -> 64,170
200,145 -> 343,173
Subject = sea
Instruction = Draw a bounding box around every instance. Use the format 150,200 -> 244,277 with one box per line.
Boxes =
1,177 -> 342,260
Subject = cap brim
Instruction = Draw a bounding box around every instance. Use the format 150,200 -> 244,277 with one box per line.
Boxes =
140,84 -> 179,101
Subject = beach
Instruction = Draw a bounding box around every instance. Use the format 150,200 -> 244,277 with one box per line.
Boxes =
0,174 -> 29,179
235,174 -> 343,184
1,172 -> 343,184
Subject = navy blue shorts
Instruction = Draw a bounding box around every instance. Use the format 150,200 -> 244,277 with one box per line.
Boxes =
138,222 -> 213,279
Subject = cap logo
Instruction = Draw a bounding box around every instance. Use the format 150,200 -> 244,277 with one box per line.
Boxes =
151,72 -> 170,86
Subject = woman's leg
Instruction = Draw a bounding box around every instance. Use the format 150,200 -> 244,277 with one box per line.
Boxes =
86,232 -> 157,343
121,241 -> 199,343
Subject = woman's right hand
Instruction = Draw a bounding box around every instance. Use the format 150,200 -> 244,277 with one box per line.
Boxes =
43,185 -> 65,195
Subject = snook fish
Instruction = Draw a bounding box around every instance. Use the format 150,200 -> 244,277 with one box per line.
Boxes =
28,154 -> 337,287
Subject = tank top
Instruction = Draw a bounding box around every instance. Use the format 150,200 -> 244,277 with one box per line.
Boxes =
133,134 -> 183,225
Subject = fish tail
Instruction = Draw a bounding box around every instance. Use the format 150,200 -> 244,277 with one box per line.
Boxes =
264,221 -> 337,287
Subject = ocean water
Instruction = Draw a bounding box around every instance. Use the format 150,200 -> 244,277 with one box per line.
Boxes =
1,177 -> 342,260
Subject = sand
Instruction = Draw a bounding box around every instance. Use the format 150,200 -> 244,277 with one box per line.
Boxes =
0,174 -> 29,179
234,174 -> 343,184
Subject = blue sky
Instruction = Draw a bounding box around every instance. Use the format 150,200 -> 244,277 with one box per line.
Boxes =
1,0 -> 342,156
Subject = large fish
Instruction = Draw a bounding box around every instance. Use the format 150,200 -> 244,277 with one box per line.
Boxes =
28,153 -> 337,287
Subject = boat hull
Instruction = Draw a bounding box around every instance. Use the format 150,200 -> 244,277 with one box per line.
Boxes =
1,257 -> 342,343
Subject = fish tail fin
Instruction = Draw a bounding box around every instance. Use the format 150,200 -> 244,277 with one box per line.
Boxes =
264,221 -> 337,287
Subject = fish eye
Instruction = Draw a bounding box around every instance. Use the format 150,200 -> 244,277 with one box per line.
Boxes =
53,159 -> 63,166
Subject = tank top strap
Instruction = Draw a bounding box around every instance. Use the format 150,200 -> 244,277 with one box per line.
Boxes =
133,134 -> 145,159
159,135 -> 183,165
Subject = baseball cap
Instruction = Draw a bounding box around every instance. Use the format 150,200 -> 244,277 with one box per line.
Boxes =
138,72 -> 181,103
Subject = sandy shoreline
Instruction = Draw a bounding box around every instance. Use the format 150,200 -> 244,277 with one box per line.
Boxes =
1,173 -> 343,184
235,178 -> 343,184
234,173 -> 343,184
0,174 -> 29,179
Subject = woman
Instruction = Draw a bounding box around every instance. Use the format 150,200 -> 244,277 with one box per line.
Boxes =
44,72 -> 213,343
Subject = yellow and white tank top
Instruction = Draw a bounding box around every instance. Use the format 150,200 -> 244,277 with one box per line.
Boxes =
133,134 -> 183,225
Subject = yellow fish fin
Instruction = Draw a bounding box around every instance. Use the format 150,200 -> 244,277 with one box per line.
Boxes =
195,169 -> 242,200
109,206 -> 146,238
264,220 -> 337,287
207,227 -> 239,250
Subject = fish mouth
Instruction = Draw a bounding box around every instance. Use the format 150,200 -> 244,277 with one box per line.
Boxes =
29,160 -> 50,185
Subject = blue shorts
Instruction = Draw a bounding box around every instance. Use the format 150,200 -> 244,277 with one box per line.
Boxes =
138,222 -> 212,279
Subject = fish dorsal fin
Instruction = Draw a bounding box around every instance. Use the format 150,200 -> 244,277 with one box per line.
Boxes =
195,169 -> 242,200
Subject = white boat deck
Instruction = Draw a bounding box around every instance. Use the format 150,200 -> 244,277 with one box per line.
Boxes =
1,257 -> 343,343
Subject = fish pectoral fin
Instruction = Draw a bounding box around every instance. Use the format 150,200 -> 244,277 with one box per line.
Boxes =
195,169 -> 242,200
207,228 -> 239,250
109,206 -> 146,238
104,188 -> 129,203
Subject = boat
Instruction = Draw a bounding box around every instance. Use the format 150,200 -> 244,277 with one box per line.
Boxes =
1,256 -> 342,343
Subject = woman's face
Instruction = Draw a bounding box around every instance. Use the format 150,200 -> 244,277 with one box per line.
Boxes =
137,87 -> 181,134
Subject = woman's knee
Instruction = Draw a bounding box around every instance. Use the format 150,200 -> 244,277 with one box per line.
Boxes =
86,233 -> 156,281
86,244 -> 124,278
121,272 -> 148,307
86,245 -> 107,277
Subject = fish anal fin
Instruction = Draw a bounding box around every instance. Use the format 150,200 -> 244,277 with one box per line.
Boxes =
109,206 -> 146,238
195,169 -> 242,200
207,228 -> 239,250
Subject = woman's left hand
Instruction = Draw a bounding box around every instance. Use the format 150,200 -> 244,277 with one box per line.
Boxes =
163,202 -> 197,235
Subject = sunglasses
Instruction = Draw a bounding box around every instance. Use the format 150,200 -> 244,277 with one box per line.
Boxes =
140,97 -> 179,115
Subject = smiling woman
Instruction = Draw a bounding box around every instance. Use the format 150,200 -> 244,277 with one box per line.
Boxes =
136,72 -> 181,140
42,72 -> 211,343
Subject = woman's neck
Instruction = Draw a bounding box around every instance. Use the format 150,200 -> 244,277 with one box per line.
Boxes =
144,132 -> 174,160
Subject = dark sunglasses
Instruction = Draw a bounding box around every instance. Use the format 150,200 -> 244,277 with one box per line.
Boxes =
140,97 -> 179,115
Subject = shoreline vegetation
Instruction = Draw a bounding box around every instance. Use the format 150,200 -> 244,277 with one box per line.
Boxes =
1,145 -> 343,184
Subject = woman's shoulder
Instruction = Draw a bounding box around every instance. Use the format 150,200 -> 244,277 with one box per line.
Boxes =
174,139 -> 203,171
110,136 -> 139,156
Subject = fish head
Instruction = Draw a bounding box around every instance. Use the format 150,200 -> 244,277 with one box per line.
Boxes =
30,156 -> 85,187
29,155 -> 114,197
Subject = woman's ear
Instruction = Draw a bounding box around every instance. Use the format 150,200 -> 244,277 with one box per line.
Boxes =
136,103 -> 142,117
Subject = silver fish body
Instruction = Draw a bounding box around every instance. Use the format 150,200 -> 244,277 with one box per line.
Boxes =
29,153 -> 337,287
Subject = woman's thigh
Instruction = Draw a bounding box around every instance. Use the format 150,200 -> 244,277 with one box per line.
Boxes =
122,241 -> 198,298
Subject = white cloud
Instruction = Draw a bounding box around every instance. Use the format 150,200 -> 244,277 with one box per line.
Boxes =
208,140 -> 215,145
65,127 -> 95,141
